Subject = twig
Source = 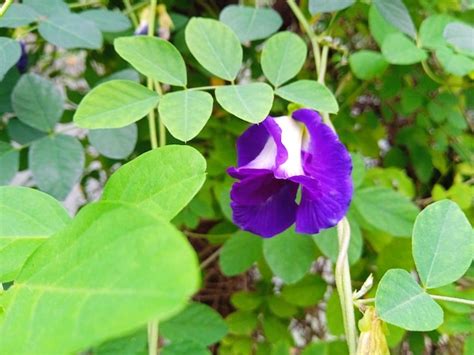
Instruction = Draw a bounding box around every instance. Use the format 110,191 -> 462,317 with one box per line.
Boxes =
0,0 -> 14,17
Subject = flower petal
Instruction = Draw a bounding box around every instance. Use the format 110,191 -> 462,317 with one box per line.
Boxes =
264,115 -> 305,178
230,172 -> 298,237
291,109 -> 353,234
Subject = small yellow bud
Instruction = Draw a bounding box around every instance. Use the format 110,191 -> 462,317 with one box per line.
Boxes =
356,307 -> 389,355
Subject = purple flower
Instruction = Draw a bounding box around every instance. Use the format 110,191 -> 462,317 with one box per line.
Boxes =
228,108 -> 353,238
16,41 -> 28,73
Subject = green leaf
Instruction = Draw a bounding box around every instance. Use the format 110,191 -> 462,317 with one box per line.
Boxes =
375,269 -> 443,331
0,142 -> 19,185
309,0 -> 355,14
219,5 -> 282,43
29,135 -> 85,200
261,31 -> 307,87
262,315 -> 290,343
313,218 -> 362,266
11,73 -> 64,132
0,4 -> 38,28
373,0 -> 416,39
368,5 -> 399,47
353,187 -> 419,237
351,152 -> 365,189
219,231 -> 263,276
80,9 -> 131,32
0,68 -> 19,114
267,295 -> 297,318
382,33 -> 427,65
0,202 -> 199,354
7,119 -> 47,145
162,341 -> 210,355
74,80 -> 159,129
226,311 -> 258,335
215,83 -> 274,123
88,124 -> 137,160
413,200 -> 473,289
93,330 -> 147,355
263,229 -> 315,284
24,0 -> 69,17
114,37 -> 187,86
349,50 -> 389,80
0,38 -> 21,81
102,145 -> 206,221
185,17 -> 242,81
275,80 -> 339,114
0,186 -> 70,282
280,275 -> 326,307
38,13 -> 102,49
443,22 -> 474,56
161,303 -> 227,346
419,15 -> 454,50
158,90 -> 213,142
231,291 -> 263,311
436,46 -> 474,77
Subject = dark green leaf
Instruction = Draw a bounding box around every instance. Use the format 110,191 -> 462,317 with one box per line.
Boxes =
80,9 -> 131,33
373,0 -> 416,39
88,124 -> 137,160
309,0 -> 355,14
0,4 -> 38,28
349,50 -> 389,80
219,231 -> 263,276
0,142 -> 19,185
0,38 -> 21,81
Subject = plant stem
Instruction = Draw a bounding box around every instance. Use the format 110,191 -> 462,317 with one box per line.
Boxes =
336,218 -> 358,355
146,2 -> 159,354
0,0 -> 13,17
69,0 -> 102,8
287,0 -> 321,75
200,248 -> 222,269
318,45 -> 329,84
430,294 -> 474,306
188,85 -> 220,91
123,0 -> 139,27
153,81 -> 166,147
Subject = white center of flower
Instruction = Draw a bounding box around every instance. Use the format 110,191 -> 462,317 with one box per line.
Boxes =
273,115 -> 305,178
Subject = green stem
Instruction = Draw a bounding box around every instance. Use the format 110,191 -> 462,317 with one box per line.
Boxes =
153,81 -> 166,147
430,294 -> 474,306
123,0 -> 139,27
146,1 -> 160,352
188,85 -> 220,91
69,0 -> 102,8
0,0 -> 14,17
287,0 -> 321,75
421,60 -> 445,85
318,45 -> 329,84
336,218 -> 358,355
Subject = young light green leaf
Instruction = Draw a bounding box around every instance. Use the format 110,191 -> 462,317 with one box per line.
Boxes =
215,83 -> 273,123
11,73 -> 64,132
29,135 -> 85,200
373,0 -> 416,39
0,202 -> 200,354
349,50 -> 389,80
0,38 -> 21,81
436,46 -> 474,77
443,22 -> 474,56
219,5 -> 282,43
161,303 -> 228,346
38,13 -> 102,49
263,229 -> 315,284
0,186 -> 70,282
185,17 -> 242,81
275,80 -> 339,114
413,200 -> 473,289
102,145 -> 207,221
309,0 -> 355,14
158,90 -> 213,142
114,37 -> 187,86
0,4 -> 38,28
219,231 -> 263,276
313,218 -> 362,266
376,269 -> 443,331
80,9 -> 131,32
74,80 -> 159,129
419,15 -> 454,50
24,0 -> 69,16
353,187 -> 419,237
0,142 -> 19,185
382,33 -> 427,65
261,31 -> 307,87
88,124 -> 138,160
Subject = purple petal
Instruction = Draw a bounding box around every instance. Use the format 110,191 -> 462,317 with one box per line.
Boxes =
230,173 -> 298,238
236,123 -> 270,167
291,109 -> 353,234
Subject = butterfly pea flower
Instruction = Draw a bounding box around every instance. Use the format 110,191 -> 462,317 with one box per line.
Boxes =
228,109 -> 353,238
16,41 -> 28,73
